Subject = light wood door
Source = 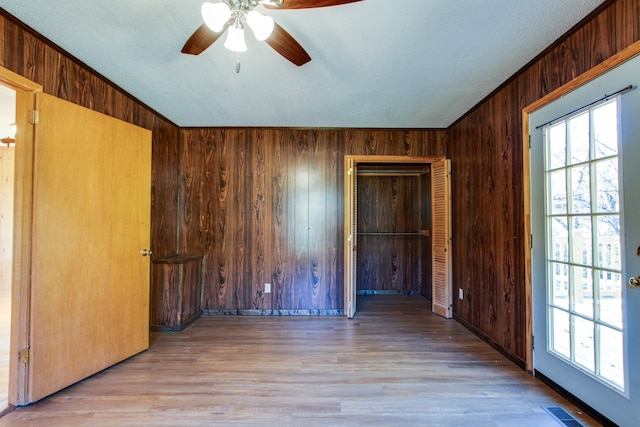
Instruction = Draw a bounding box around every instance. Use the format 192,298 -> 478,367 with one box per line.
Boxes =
27,93 -> 151,402
431,159 -> 452,318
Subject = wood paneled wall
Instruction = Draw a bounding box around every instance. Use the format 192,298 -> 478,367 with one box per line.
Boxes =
448,0 -> 639,363
357,175 -> 429,293
179,129 -> 445,312
0,10 -> 180,259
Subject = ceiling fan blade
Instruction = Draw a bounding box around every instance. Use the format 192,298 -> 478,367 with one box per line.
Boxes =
265,23 -> 311,66
264,0 -> 363,9
181,23 -> 227,55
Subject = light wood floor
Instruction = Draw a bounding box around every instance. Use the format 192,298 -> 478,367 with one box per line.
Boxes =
0,295 -> 600,426
0,290 -> 9,413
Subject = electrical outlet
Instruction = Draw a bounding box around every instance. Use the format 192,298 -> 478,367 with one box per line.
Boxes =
459,288 -> 464,300
264,283 -> 271,294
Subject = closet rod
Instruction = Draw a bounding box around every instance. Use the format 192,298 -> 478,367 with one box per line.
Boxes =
357,232 -> 428,237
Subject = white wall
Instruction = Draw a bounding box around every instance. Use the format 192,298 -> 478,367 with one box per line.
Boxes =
0,146 -> 14,291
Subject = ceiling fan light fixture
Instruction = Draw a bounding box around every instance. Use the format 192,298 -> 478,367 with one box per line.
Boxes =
224,25 -> 247,52
201,1 -> 231,32
246,10 -> 274,41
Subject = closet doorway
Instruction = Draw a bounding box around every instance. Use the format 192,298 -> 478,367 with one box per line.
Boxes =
344,156 -> 451,318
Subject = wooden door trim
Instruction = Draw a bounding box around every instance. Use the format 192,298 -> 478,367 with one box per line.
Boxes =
346,155 -> 445,164
343,155 -> 446,317
521,39 -> 640,373
0,66 -> 42,405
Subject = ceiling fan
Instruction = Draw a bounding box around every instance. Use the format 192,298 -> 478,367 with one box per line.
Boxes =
181,0 -> 363,67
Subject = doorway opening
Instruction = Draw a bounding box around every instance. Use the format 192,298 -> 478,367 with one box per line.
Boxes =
0,83 -> 16,413
344,155 -> 451,319
356,162 -> 431,303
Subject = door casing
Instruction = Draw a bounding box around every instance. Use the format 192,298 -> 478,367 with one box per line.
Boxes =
0,66 -> 41,406
521,39 -> 640,373
343,155 -> 446,318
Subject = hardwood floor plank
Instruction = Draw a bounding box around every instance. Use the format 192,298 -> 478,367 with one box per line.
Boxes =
0,296 -> 599,426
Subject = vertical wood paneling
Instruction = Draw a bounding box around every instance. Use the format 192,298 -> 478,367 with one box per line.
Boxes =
248,129 -> 266,310
449,0 -> 639,361
151,122 -> 179,259
309,131 -> 326,310
269,129 -> 288,311
232,130 -> 247,309
178,128 -> 444,313
292,130 -> 309,310
323,131 -> 339,309
357,175 -> 425,293
214,129 -> 232,309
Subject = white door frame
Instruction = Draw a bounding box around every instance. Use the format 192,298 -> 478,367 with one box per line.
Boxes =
522,40 -> 640,373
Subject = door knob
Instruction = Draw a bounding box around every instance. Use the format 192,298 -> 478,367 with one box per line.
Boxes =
629,277 -> 640,288
141,249 -> 152,257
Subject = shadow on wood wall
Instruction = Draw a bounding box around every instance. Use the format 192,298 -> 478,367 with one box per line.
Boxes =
178,129 -> 444,313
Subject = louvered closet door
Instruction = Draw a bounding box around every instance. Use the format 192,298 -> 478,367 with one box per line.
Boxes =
431,159 -> 452,318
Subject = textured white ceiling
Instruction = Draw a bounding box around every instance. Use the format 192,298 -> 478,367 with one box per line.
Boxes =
0,0 -> 606,128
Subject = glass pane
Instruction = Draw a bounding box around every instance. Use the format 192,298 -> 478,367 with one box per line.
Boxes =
593,101 -> 618,159
548,122 -> 567,169
550,217 -> 568,261
599,325 -> 624,388
551,308 -> 570,358
571,217 -> 592,265
550,262 -> 569,309
569,165 -> 590,213
598,271 -> 623,328
595,216 -> 621,270
543,98 -> 625,393
574,315 -> 595,371
568,112 -> 590,164
594,158 -> 619,213
549,170 -> 567,214
572,266 -> 593,318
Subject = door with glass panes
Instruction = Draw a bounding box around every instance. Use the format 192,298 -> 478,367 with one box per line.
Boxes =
529,54 -> 640,427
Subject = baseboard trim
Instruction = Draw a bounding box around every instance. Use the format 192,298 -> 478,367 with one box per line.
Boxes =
453,314 -> 527,370
203,309 -> 344,316
534,370 -> 617,427
0,405 -> 15,419
356,290 -> 423,296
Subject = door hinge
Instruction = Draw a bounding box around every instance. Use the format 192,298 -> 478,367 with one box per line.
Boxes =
531,336 -> 535,351
530,234 -> 533,249
31,110 -> 40,125
20,346 -> 32,363
528,135 -> 531,149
